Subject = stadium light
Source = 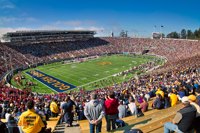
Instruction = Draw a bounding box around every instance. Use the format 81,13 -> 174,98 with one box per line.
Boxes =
154,25 -> 157,32
160,25 -> 164,39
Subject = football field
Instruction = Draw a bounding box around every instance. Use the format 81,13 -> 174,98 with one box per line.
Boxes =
12,54 -> 161,93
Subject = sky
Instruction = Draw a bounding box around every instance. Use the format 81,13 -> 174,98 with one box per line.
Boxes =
0,0 -> 200,37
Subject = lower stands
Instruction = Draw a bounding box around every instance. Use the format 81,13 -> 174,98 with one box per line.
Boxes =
46,116 -> 61,132
79,103 -> 182,133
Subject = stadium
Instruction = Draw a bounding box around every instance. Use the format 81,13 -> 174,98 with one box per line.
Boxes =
0,29 -> 200,133
0,1 -> 200,133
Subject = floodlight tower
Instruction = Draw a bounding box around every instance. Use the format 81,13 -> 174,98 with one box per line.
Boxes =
160,25 -> 164,39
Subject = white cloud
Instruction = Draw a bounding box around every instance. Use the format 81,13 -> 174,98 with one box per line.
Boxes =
54,20 -> 96,27
0,17 -> 38,25
74,26 -> 104,31
39,25 -> 63,30
0,0 -> 15,9
0,17 -> 18,23
0,27 -> 32,37
25,17 -> 38,22
74,26 -> 105,37
55,20 -> 82,27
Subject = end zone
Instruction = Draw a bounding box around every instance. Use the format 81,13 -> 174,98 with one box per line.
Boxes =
26,70 -> 76,93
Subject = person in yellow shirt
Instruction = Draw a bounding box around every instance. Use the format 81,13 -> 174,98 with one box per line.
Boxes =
18,100 -> 45,133
50,99 -> 59,117
169,92 -> 178,107
155,88 -> 164,98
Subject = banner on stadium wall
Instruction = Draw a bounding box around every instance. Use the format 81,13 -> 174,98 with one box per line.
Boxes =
26,70 -> 76,93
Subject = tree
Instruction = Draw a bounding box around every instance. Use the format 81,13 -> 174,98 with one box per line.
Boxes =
180,29 -> 186,39
193,28 -> 200,39
161,33 -> 165,38
166,27 -> 200,40
166,32 -> 180,38
187,30 -> 194,39
119,30 -> 127,37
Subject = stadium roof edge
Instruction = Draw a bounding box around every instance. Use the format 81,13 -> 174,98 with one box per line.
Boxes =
7,30 -> 96,34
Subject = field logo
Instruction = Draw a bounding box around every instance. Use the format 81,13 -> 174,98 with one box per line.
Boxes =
97,61 -> 112,66
26,70 -> 76,92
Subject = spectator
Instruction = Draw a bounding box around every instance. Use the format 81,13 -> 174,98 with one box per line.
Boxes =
139,98 -> 148,113
188,95 -> 200,132
5,108 -> 19,133
169,91 -> 178,107
18,100 -> 45,133
5,108 -> 12,123
196,89 -> 200,106
144,92 -> 150,102
50,99 -> 59,117
61,96 -> 75,127
152,94 -> 163,109
155,88 -> 164,98
0,118 -> 7,133
164,96 -> 196,133
177,87 -> 186,100
118,100 -> 127,119
104,91 -> 119,132
128,97 -> 138,116
163,94 -> 170,109
84,93 -> 104,133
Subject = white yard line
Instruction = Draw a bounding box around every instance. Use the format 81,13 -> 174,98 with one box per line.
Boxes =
44,69 -> 85,85
78,74 -> 115,87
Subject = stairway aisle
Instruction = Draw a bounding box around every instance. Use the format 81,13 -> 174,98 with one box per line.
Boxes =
53,121 -> 81,133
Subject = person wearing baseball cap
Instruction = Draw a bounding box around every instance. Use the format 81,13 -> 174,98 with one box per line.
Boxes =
164,96 -> 197,133
196,89 -> 200,106
188,95 -> 200,132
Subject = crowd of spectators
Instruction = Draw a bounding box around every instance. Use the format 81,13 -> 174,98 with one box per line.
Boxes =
0,58 -> 200,132
1,37 -> 200,79
0,37 -> 200,132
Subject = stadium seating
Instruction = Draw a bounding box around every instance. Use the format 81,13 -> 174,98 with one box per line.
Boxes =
46,116 -> 61,132
1,37 -> 200,133
1,38 -> 200,80
79,103 -> 182,133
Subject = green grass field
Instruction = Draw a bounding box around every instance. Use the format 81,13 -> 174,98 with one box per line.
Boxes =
11,54 -> 162,93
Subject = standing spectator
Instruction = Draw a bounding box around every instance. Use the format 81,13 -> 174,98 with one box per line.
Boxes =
188,95 -> 200,132
61,96 -> 75,127
5,108 -> 19,133
5,108 -> 12,123
50,99 -> 59,117
196,89 -> 200,106
18,100 -> 45,133
118,100 -> 127,119
104,91 -> 119,132
164,96 -> 196,133
0,118 -> 7,133
84,93 -> 104,133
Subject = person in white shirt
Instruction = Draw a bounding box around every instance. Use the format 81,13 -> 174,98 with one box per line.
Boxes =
128,97 -> 137,117
5,108 -> 12,123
